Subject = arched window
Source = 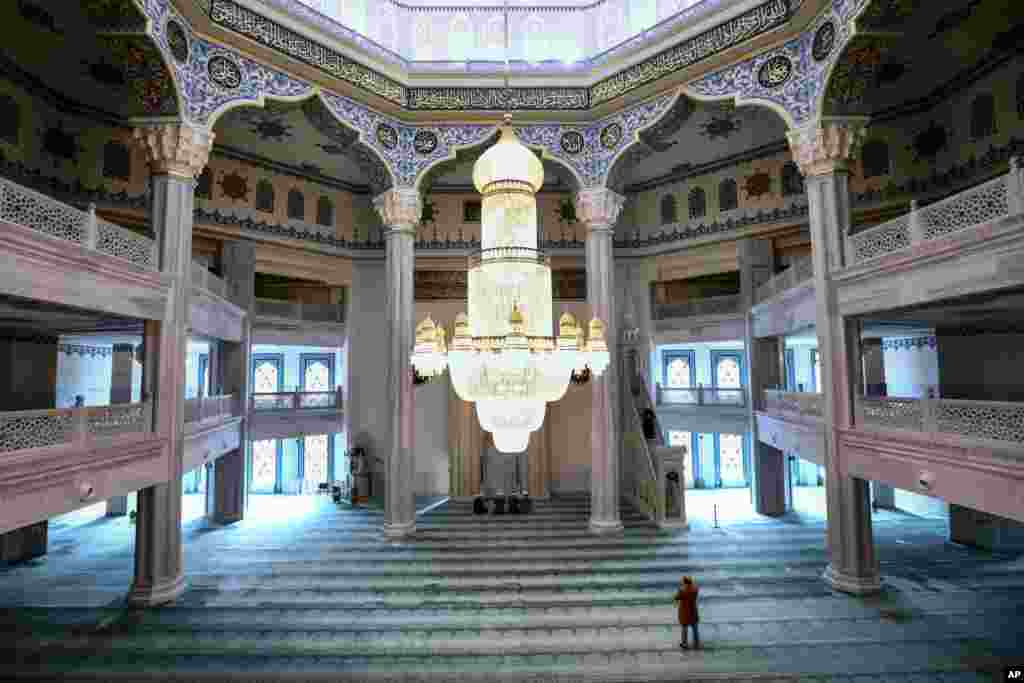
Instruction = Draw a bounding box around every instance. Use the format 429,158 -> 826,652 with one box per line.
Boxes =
374,2 -> 395,50
302,354 -> 334,392
688,187 -> 706,220
195,167 -> 212,200
1017,73 -> 1024,118
316,196 -> 334,227
254,179 -> 275,213
482,15 -> 504,56
781,161 -> 803,197
718,433 -> 746,486
287,189 -> 305,220
970,93 -> 996,139
660,194 -> 678,225
302,434 -> 329,485
861,140 -> 890,179
449,15 -> 473,61
718,178 -> 738,212
252,357 -> 282,393
715,355 -> 742,388
251,440 -> 278,492
102,140 -> 131,181
0,95 -> 20,145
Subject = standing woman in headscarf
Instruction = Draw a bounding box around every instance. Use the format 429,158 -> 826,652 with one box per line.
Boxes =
673,576 -> 700,649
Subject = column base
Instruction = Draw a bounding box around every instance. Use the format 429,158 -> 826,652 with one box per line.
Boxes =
823,564 -> 881,595
127,573 -> 186,607
212,513 -> 243,525
588,518 -> 624,535
383,520 -> 416,540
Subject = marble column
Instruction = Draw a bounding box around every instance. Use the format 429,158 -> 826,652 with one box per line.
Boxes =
788,118 -> 880,595
105,343 -> 136,517
212,241 -> 254,524
128,123 -> 213,606
740,240 -> 787,516
576,188 -> 625,535
373,188 -> 421,539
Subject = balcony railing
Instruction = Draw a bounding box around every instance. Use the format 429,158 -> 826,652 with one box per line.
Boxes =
0,402 -> 153,453
754,255 -> 814,304
0,176 -> 157,269
763,389 -> 823,418
254,298 -> 346,324
251,389 -> 343,411
183,394 -> 238,424
847,159 -> 1023,266
652,294 -> 741,321
856,396 -> 1024,445
191,262 -> 229,299
656,385 -> 746,407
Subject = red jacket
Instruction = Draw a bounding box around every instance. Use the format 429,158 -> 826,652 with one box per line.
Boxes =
673,584 -> 699,625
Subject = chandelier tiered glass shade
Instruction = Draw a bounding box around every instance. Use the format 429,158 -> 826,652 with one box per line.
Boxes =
411,118 -> 609,453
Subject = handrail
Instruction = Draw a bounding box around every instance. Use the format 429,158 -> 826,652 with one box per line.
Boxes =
754,255 -> 814,304
0,402 -> 153,453
847,158 -> 1023,266
652,294 -> 741,321
184,394 -> 238,424
763,389 -> 823,418
856,396 -> 1024,445
251,388 -> 344,411
656,385 -> 746,407
0,176 -> 157,269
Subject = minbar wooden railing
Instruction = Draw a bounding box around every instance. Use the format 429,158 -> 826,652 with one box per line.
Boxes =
0,402 -> 153,453
656,385 -> 746,407
251,388 -> 344,411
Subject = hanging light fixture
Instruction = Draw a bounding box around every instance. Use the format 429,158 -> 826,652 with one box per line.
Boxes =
409,1 -> 608,452
410,118 -> 609,452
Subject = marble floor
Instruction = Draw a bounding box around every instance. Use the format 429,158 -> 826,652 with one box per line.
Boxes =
1,494 -> 1021,682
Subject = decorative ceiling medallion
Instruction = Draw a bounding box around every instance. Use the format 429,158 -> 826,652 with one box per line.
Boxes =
376,123 -> 398,150
560,131 -> 585,155
812,21 -> 836,62
207,55 -> 241,90
599,123 -> 622,150
757,55 -> 793,89
167,20 -> 189,64
413,130 -> 438,155
218,171 -> 249,201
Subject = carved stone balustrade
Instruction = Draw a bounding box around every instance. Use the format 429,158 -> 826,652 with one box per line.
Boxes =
656,385 -> 746,407
183,394 -> 239,425
0,177 -> 157,269
652,294 -> 741,321
856,396 -> 1024,446
847,160 -> 1021,266
0,403 -> 153,453
754,256 -> 814,304
762,389 -> 824,419
250,389 -> 343,412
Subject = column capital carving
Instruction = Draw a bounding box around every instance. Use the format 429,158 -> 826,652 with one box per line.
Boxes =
575,188 -> 625,232
132,123 -> 214,179
373,188 -> 422,234
786,117 -> 870,178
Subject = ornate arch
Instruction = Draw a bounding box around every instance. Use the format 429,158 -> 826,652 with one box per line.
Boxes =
604,91 -> 695,193
686,0 -> 866,130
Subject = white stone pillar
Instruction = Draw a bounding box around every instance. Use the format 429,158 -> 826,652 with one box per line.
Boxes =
373,188 -> 421,540
576,188 -> 625,535
129,123 -> 213,606
788,118 -> 880,595
106,343 -> 136,517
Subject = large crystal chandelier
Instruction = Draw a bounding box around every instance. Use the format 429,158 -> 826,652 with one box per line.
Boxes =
410,117 -> 609,453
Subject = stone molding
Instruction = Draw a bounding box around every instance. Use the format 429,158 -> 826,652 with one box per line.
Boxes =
132,124 -> 215,179
373,188 -> 422,232
786,118 -> 870,177
575,188 -> 625,231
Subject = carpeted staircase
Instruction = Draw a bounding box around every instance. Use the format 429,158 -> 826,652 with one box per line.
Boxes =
2,494 -> 1021,681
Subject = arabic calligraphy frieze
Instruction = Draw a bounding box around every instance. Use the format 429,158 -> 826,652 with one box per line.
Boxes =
407,87 -> 589,111
591,0 -> 791,105
207,0 -> 405,105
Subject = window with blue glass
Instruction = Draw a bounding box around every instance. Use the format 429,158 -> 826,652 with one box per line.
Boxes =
252,354 -> 284,393
712,432 -> 749,488
662,350 -> 696,388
